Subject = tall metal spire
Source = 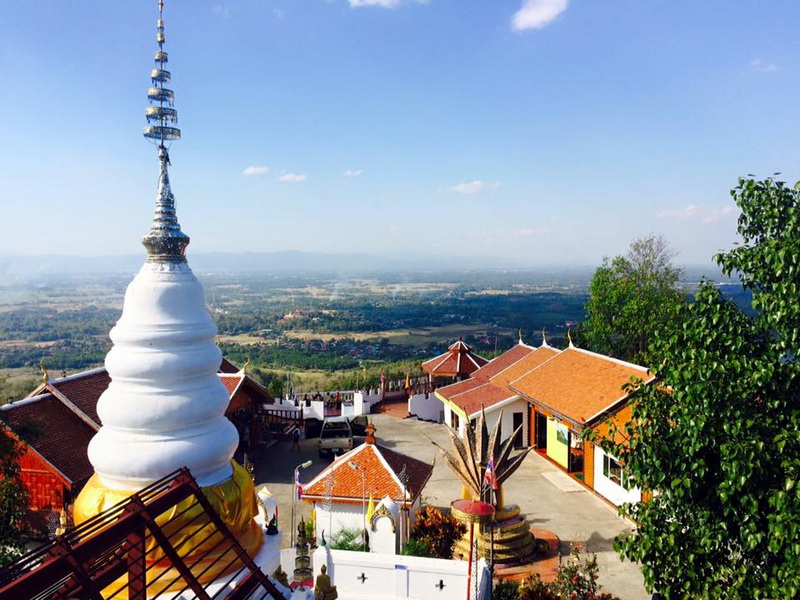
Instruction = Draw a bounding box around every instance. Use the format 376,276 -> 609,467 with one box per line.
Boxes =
142,0 -> 189,263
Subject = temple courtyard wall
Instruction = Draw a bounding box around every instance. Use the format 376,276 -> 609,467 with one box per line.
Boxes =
251,413 -> 649,600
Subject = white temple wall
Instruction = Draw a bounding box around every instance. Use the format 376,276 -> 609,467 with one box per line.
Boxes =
477,399 -> 529,447
408,393 -> 443,422
592,445 -> 642,506
313,503 -> 368,546
314,547 -> 486,600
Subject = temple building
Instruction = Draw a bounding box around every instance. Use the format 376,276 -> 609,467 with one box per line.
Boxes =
509,343 -> 653,506
300,423 -> 433,552
434,335 -> 559,442
1,360 -> 273,535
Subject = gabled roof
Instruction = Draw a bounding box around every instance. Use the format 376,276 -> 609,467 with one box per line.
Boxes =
436,343 -> 560,416
509,346 -> 653,426
4,359 -> 271,487
1,393 -> 96,486
26,368 -> 109,428
421,338 -> 489,378
302,442 -> 433,506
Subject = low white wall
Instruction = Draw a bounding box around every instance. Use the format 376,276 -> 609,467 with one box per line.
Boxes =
313,546 -> 486,600
408,393 -> 442,422
354,391 -> 382,416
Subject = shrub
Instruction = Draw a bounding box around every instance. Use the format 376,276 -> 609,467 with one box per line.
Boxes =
401,538 -> 436,558
408,506 -> 466,559
330,527 -> 366,552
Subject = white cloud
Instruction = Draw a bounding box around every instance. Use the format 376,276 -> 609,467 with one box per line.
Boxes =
657,204 -> 736,224
344,169 -> 363,177
278,173 -> 307,182
349,0 -> 428,8
445,180 -> 500,195
212,5 -> 230,19
241,166 -> 269,176
512,0 -> 568,32
750,58 -> 779,73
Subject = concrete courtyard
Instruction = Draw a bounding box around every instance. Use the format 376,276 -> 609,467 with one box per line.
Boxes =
251,413 -> 649,600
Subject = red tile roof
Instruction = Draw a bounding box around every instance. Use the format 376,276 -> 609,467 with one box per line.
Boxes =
421,339 -> 489,378
302,442 -> 433,506
509,347 -> 653,425
1,394 -> 96,485
436,344 -> 560,416
48,369 -> 109,426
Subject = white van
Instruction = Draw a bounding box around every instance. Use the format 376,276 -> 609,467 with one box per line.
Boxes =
318,416 -> 353,457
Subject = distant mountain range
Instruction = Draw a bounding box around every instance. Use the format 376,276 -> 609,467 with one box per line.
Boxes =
0,251 -> 722,283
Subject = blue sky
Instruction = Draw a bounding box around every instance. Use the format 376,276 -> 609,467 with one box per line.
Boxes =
0,0 -> 798,267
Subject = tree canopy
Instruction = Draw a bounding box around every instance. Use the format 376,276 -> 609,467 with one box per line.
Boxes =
596,177 -> 800,598
0,427 -> 28,566
582,234 -> 685,364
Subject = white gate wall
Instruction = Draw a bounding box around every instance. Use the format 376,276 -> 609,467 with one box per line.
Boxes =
408,393 -> 442,422
313,546 -> 485,600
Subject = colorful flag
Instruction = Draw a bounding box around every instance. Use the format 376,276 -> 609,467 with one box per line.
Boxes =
485,457 -> 498,491
296,470 -> 303,500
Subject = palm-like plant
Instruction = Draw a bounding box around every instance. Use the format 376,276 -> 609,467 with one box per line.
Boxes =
432,409 -> 530,509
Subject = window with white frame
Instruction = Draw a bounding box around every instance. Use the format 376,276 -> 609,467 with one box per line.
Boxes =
602,454 -> 629,490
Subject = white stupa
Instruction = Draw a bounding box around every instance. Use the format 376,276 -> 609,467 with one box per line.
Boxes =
74,0 -> 263,582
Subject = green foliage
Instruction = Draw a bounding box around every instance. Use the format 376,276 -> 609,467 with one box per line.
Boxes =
497,552 -> 619,600
518,575 -> 558,600
551,550 -> 618,600
408,506 -> 467,559
597,177 -> 800,598
0,426 -> 28,566
582,234 -> 685,364
330,528 -> 366,552
494,579 -> 524,600
400,538 -> 436,558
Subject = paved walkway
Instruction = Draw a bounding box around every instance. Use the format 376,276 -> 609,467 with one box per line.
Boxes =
251,414 -> 649,600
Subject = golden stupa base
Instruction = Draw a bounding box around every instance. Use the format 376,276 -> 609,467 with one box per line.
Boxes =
452,504 -> 537,563
74,460 -> 263,598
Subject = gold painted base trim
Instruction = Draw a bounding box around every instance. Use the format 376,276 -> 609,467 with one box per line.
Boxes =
74,461 -> 263,597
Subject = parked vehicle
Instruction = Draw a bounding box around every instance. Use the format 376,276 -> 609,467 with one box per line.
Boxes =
349,414 -> 369,437
318,416 -> 353,457
304,417 -> 323,439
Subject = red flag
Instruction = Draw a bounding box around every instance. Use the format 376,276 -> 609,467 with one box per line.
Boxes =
485,457 -> 498,491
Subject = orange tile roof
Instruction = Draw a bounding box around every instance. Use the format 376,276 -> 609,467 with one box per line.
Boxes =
421,339 -> 489,377
509,347 -> 653,425
301,442 -> 433,506
436,344 -> 560,416
489,345 -> 560,388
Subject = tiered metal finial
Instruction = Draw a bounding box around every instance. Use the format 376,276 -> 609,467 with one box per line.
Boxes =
141,0 -> 189,263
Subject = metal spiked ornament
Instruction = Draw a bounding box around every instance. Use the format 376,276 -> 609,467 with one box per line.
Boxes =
141,0 -> 189,263
431,409 -> 530,508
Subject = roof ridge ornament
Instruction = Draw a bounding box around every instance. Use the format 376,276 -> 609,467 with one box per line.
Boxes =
541,328 -> 549,347
567,329 -> 575,348
141,0 -> 189,263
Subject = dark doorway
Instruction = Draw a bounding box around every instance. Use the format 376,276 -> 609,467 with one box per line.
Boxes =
512,412 -> 524,449
534,412 -> 548,449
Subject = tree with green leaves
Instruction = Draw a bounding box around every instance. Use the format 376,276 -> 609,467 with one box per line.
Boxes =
595,177 -> 800,598
582,234 -> 685,364
0,426 -> 28,566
